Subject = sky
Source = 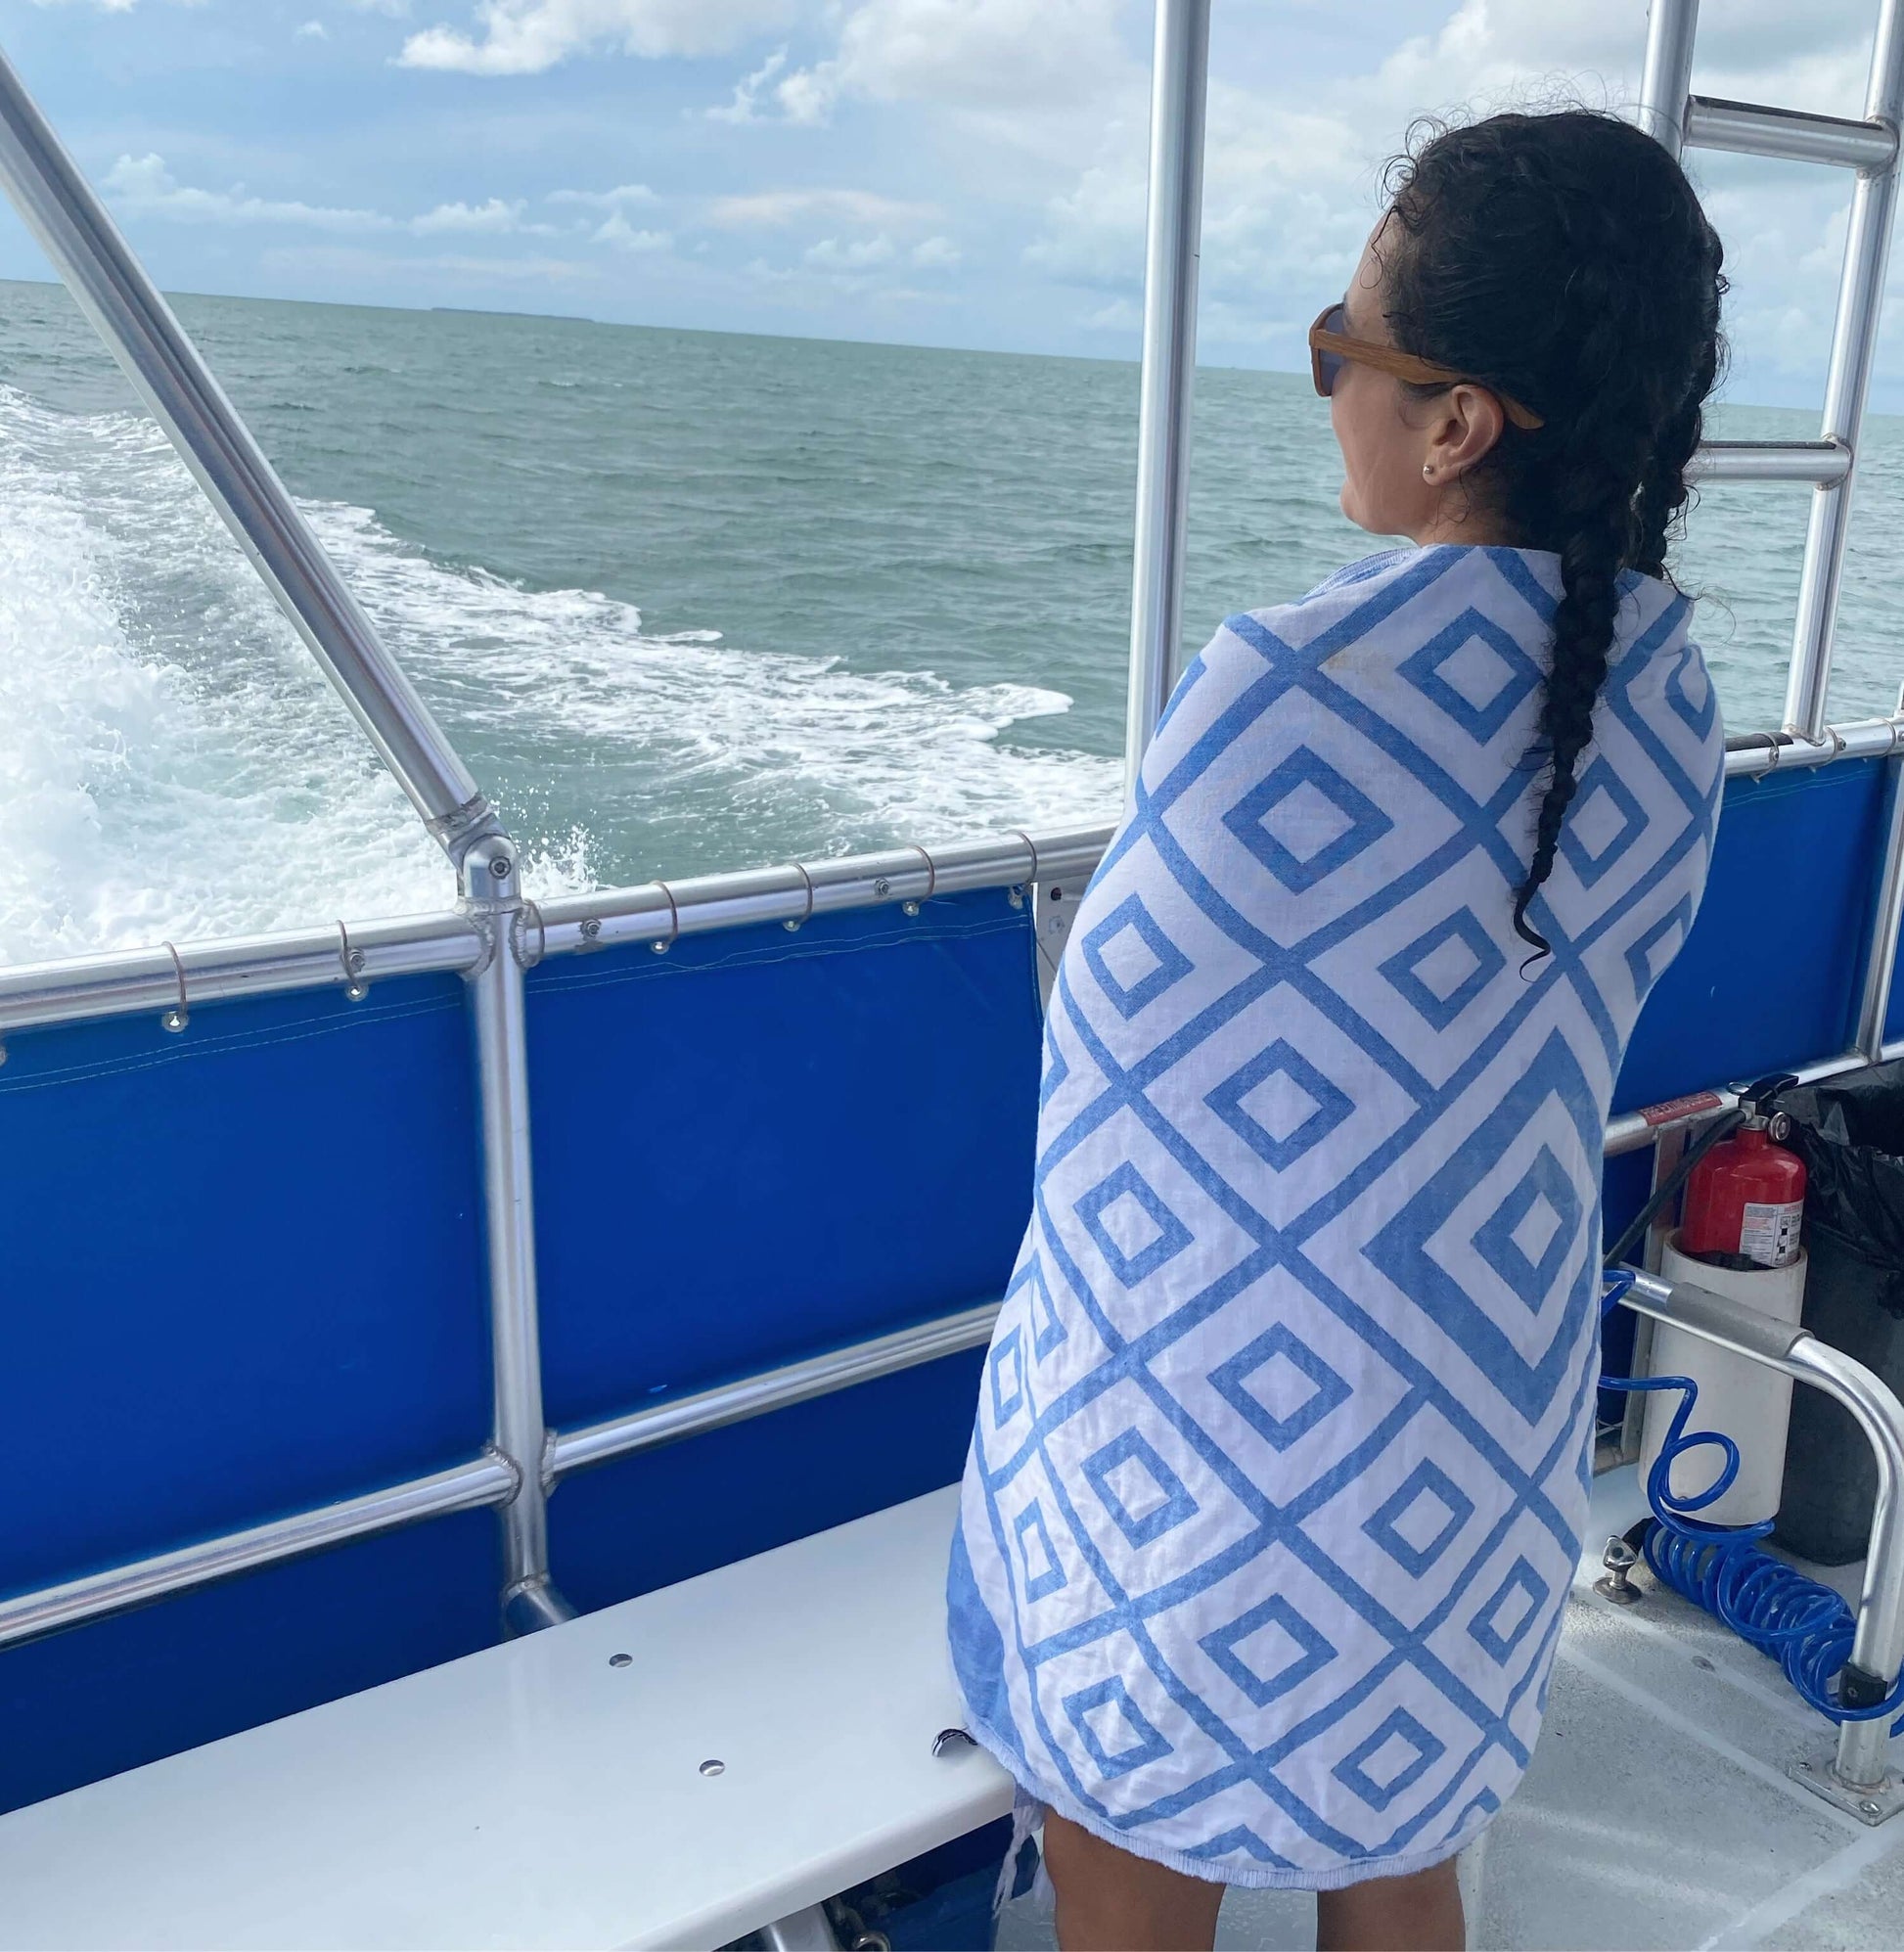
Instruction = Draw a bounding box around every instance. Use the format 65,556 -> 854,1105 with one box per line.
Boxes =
0,0 -> 1895,407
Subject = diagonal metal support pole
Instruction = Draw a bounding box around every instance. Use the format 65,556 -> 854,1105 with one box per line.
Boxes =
0,44 -> 496,864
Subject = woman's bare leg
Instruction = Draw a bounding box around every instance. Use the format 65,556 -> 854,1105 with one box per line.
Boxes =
1316,1859 -> 1464,1952
1041,1809 -> 1226,1952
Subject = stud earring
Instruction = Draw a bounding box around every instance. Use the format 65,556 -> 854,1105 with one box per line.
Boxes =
1423,462 -> 1436,481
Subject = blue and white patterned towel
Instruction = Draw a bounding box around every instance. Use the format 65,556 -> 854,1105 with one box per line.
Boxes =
948,544 -> 1724,1888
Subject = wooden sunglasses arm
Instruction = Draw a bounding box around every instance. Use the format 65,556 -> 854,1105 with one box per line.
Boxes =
1308,326 -> 1545,431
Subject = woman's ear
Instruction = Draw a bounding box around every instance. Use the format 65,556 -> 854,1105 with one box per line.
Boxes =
1426,385 -> 1506,481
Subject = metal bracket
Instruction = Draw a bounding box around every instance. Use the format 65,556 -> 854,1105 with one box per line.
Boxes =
1033,878 -> 1077,1010
785,860 -> 816,933
1008,829 -> 1040,909
651,881 -> 680,956
513,900 -> 546,972
336,920 -> 369,1001
1791,1753 -> 1904,1824
160,941 -> 189,1033
902,842 -> 938,917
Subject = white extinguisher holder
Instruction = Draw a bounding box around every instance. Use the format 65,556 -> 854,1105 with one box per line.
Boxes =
1638,1235 -> 1809,1526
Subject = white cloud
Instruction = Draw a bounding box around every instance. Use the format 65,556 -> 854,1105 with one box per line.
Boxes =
104,157 -> 571,247
707,47 -> 789,124
773,0 -> 1133,131
413,196 -> 537,232
397,0 -> 791,73
103,154 -> 394,232
547,182 -> 658,210
295,19 -> 328,38
803,234 -> 895,269
910,234 -> 960,269
707,188 -> 937,229
593,210 -> 672,251
348,0 -> 414,14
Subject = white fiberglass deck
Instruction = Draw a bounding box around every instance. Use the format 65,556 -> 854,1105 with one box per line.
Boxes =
995,1469 -> 1904,1952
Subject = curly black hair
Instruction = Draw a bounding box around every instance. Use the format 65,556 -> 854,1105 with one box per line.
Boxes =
1381,110 -> 1727,961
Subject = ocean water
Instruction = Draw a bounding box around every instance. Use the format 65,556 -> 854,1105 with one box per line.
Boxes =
3,275 -> 1902,964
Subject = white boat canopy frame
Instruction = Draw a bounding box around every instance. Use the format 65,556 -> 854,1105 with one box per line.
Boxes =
1,0 -> 1904,1816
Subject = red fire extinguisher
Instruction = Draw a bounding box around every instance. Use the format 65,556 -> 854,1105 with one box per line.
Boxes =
1679,1075 -> 1806,1270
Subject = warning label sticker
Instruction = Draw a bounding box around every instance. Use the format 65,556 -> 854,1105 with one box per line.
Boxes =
1740,1201 -> 1804,1268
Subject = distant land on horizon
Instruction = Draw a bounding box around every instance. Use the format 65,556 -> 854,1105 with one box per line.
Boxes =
0,272 -> 1835,416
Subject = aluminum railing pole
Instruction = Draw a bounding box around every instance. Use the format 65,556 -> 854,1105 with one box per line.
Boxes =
1785,0 -> 1904,743
1856,757 -> 1904,1061
461,836 -> 571,1635
1787,1336 -> 1904,1792
1622,1271 -> 1904,1808
1637,0 -> 1700,155
0,43 -> 494,863
1123,0 -> 1211,800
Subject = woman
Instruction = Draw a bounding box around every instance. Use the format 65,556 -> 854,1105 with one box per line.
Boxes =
947,111 -> 1728,1951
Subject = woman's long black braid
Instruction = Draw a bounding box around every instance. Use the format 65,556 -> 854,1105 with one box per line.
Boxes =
1381,112 -> 1727,961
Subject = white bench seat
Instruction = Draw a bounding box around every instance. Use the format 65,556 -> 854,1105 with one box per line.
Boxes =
0,1485 -> 1013,1951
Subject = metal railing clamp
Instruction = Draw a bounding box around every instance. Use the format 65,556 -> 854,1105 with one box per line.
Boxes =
160,942 -> 189,1034
336,921 -> 369,1002
514,900 -> 547,972
425,794 -> 505,872
1009,830 -> 1041,908
785,861 -> 816,933
902,842 -> 938,918
651,881 -> 680,955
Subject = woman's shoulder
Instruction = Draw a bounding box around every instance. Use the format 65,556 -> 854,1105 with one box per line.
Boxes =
1212,544 -> 1526,669
1225,545 -> 1695,666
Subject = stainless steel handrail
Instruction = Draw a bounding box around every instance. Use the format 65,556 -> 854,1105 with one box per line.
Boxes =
0,1453 -> 518,1653
1859,762 -> 1904,1061
0,49 -> 493,863
550,1303 -> 1003,1477
1605,1038 -> 1904,1155
0,825 -> 1114,1039
1786,0 -> 1904,746
1123,0 -> 1210,801
1642,0 -> 1904,746
1721,712 -> 1904,778
1684,96 -> 1899,171
458,837 -> 569,1636
1688,440 -> 1853,485
1619,1269 -> 1904,1794
1637,0 -> 1699,152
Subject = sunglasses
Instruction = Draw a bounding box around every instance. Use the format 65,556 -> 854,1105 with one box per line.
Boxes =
1309,301 -> 1545,431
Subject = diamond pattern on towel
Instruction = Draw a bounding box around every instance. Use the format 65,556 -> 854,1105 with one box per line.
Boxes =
951,546 -> 1723,1889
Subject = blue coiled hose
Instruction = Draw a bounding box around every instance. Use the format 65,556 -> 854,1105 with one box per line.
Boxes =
1599,1268 -> 1904,1735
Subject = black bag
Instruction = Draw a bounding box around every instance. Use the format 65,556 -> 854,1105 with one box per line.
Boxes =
1774,1062 -> 1904,1565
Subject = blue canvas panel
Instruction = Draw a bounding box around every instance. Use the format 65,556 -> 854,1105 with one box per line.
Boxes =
1616,760 -> 1884,1112
0,975 -> 490,1595
550,1347 -> 985,1613
528,890 -> 1042,1430
0,1511 -> 497,1819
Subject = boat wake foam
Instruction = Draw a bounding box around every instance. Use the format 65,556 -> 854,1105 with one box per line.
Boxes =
0,386 -> 1121,964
